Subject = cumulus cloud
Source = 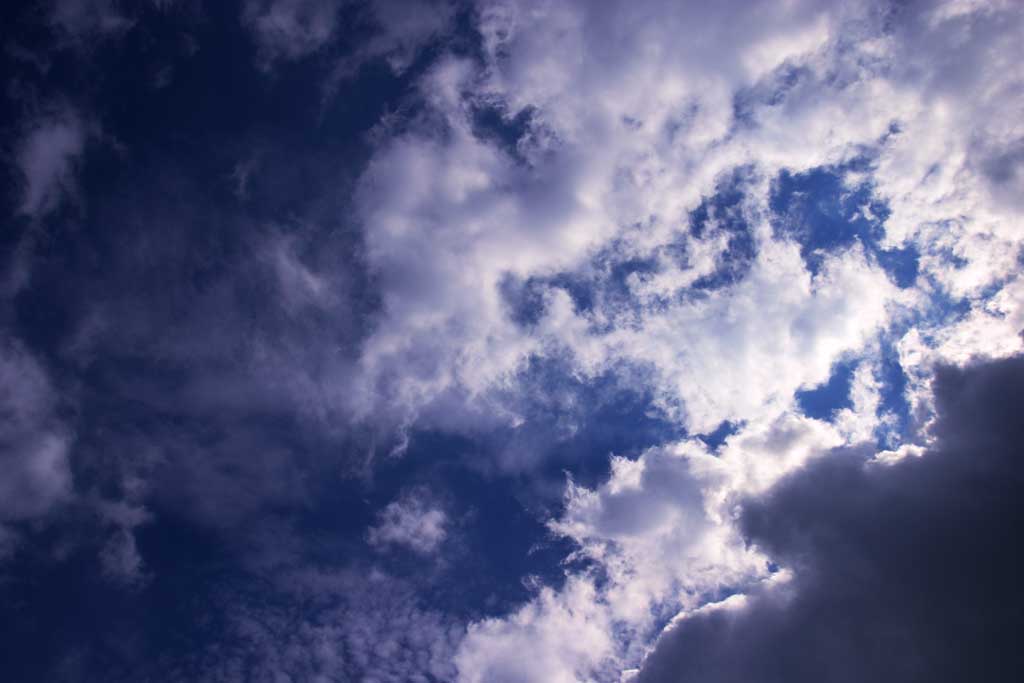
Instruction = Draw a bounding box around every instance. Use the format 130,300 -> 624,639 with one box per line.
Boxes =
344,0 -> 880,441
342,0 -> 1023,453
456,577 -> 616,683
450,409 -> 848,680
340,2 -> 1024,671
634,355 -> 1024,683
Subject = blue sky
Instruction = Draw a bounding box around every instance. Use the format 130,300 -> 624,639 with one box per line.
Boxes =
1,1 -> 1023,681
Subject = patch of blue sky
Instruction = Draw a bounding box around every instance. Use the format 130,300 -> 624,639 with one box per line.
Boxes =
0,504 -> 248,682
689,170 -> 758,292
875,337 -> 912,447
500,246 -> 662,326
364,430 -> 587,617
731,63 -> 812,129
796,358 -> 857,420
862,277 -> 983,448
497,355 -> 685,482
697,420 -> 741,453
799,254 -> 988,446
769,163 -> 920,289
471,103 -> 537,164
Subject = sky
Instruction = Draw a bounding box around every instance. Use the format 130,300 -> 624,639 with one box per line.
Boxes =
0,1 -> 1022,681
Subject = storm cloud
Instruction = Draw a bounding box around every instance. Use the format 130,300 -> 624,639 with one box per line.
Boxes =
636,355 -> 1024,683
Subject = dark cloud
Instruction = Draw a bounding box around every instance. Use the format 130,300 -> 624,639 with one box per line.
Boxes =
636,355 -> 1024,683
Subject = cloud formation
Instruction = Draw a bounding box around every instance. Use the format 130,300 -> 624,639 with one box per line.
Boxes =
343,0 -> 1024,448
1,0 -> 1023,680
635,355 -> 1024,683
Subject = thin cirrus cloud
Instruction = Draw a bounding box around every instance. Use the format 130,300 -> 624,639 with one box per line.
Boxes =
0,0 -> 1022,681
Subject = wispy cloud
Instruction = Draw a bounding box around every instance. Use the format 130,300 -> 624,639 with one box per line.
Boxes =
15,107 -> 86,219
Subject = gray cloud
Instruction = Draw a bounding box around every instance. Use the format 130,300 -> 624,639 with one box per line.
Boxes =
0,336 -> 73,524
15,108 -> 86,219
48,0 -> 135,41
635,355 -> 1024,683
242,0 -> 342,66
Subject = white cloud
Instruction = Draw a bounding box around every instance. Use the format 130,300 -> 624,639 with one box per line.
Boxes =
551,443 -> 753,621
339,0 -> 1024,450
328,1 -> 1024,678
578,242 -> 899,434
452,413 -> 846,681
345,1 -> 908,441
176,0 -> 1024,676
368,491 -> 448,554
456,577 -> 616,683
828,356 -> 889,445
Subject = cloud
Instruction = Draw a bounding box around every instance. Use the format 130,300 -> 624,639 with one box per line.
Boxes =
340,0 -> 1024,455
0,337 -> 73,522
48,0 -> 135,41
335,4 -> 1024,672
357,0 -> 453,73
456,577 -> 616,683
450,407 -> 849,681
4,0 -> 1024,679
324,0 -> 455,84
242,0 -> 342,66
193,569 -> 464,683
634,354 -> 1024,682
368,490 -> 448,554
93,498 -> 152,585
344,0 -> 891,442
575,240 -> 900,434
15,107 -> 86,219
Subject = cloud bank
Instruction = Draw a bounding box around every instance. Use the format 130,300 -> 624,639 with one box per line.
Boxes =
1,0 -> 1022,680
